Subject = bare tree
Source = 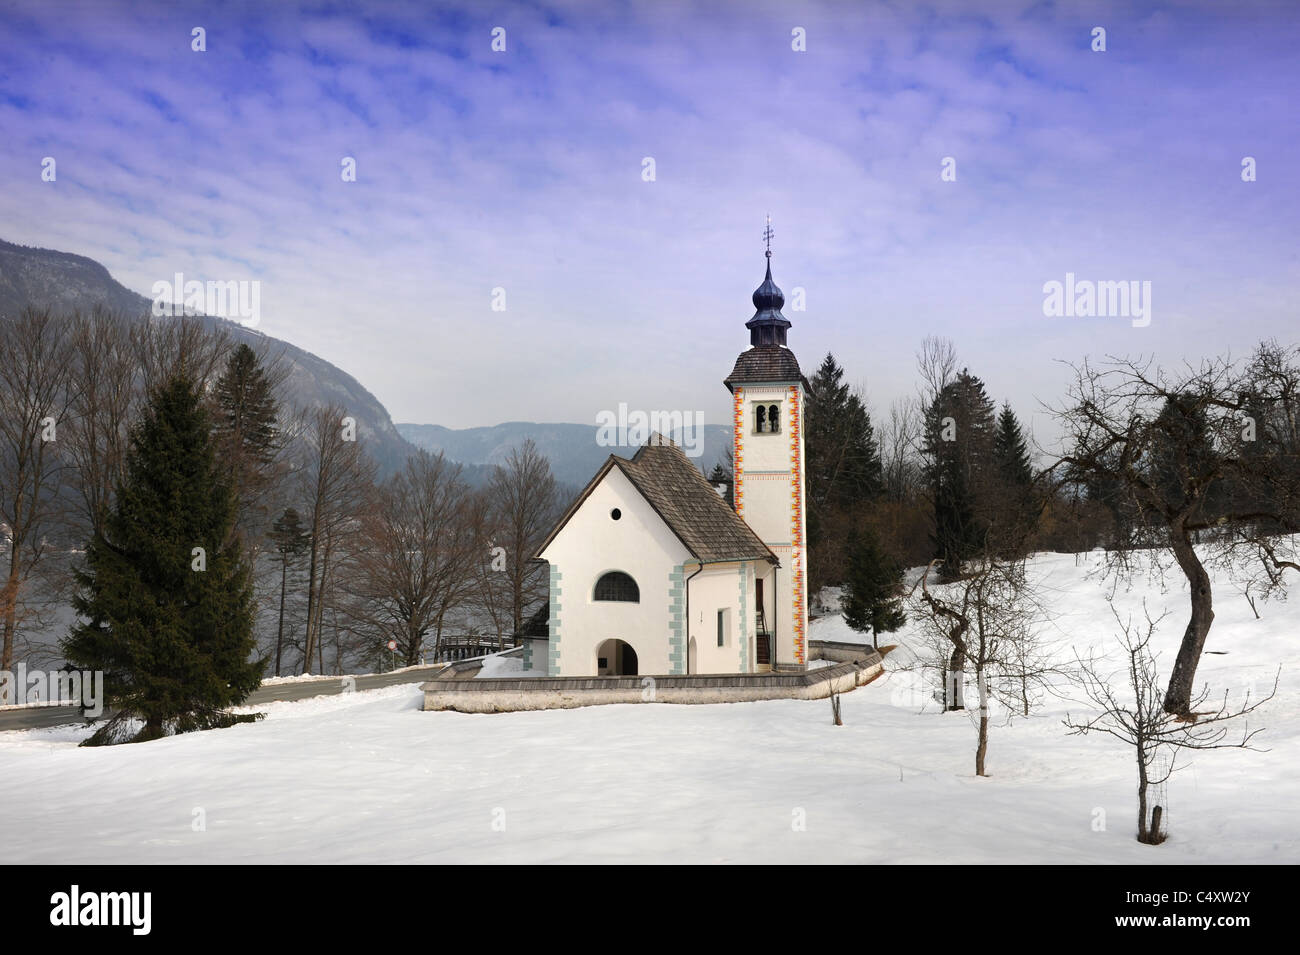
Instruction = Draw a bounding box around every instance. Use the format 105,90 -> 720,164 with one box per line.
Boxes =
911,553 -> 1059,776
132,315 -> 231,398
64,307 -> 137,540
352,451 -> 482,666
488,440 -> 559,636
296,404 -> 376,673
0,308 -> 75,671
1050,345 -> 1300,715
1064,602 -> 1277,844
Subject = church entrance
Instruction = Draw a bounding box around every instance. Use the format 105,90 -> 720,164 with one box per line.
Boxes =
596,639 -> 639,676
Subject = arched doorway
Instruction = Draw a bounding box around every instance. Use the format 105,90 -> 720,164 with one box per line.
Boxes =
596,638 -> 639,676
687,637 -> 697,674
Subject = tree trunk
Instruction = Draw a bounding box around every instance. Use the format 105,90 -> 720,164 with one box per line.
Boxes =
975,665 -> 989,775
274,559 -> 287,677
946,646 -> 965,710
1164,524 -> 1215,715
302,529 -> 321,673
2,543 -> 22,672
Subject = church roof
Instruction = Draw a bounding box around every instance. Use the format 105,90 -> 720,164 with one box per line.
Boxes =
534,436 -> 778,566
724,344 -> 809,392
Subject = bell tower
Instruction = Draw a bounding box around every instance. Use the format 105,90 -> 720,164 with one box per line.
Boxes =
723,218 -> 808,670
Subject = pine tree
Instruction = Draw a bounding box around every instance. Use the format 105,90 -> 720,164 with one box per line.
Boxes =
993,402 -> 1032,489
707,461 -> 733,508
922,369 -> 996,578
62,374 -> 263,744
268,506 -> 310,676
841,528 -> 906,650
989,402 -> 1039,553
213,343 -> 280,543
806,353 -> 883,591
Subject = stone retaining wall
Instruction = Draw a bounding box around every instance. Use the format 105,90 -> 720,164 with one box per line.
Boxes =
421,647 -> 883,713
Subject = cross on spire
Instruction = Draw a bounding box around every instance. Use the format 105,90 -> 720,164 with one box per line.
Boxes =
763,214 -> 774,259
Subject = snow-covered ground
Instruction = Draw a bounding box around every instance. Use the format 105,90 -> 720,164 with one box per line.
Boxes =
0,549 -> 1296,863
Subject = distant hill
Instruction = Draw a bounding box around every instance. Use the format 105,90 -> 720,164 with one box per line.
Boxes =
397,420 -> 733,488
0,239 -> 416,474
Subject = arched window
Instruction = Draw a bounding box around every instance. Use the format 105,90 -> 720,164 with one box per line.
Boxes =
594,571 -> 640,602
755,404 -> 767,433
768,404 -> 780,432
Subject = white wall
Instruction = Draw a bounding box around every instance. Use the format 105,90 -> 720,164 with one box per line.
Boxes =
684,561 -> 755,674
539,464 -> 690,677
732,379 -> 808,668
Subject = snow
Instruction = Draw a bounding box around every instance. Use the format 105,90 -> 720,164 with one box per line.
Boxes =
0,548 -> 1296,864
476,652 -> 547,679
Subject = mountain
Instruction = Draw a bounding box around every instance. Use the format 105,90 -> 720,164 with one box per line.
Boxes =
397,420 -> 733,488
0,239 -> 416,473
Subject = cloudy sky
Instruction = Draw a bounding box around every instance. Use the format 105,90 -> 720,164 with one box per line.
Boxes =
2,0 -> 1297,442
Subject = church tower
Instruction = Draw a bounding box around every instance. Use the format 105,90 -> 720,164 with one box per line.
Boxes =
723,220 -> 809,670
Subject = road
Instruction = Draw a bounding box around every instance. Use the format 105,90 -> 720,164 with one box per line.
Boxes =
0,666 -> 446,733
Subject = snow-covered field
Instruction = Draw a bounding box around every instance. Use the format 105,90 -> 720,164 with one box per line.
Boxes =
1,550 -> 1296,864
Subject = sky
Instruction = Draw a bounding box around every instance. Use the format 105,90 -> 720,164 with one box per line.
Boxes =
1,0 -> 1297,445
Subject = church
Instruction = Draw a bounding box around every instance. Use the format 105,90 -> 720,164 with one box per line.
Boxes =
522,239 -> 811,678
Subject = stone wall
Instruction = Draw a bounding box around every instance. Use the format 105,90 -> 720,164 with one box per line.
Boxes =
421,649 -> 882,714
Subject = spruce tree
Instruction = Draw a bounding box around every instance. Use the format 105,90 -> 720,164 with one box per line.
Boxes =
993,402 -> 1033,489
706,461 -> 733,509
269,506 -> 310,676
213,343 -> 280,542
922,369 -> 996,578
806,353 -> 883,591
841,528 -> 906,650
63,374 -> 263,744
990,401 -> 1039,553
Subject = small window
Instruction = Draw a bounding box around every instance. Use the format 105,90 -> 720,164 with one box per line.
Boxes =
752,400 -> 781,434
610,508 -> 621,521
594,571 -> 639,602
717,609 -> 725,647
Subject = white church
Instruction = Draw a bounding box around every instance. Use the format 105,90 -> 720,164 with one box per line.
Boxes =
521,243 -> 810,678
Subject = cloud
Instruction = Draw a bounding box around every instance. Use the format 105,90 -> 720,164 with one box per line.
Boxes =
0,0 -> 1296,442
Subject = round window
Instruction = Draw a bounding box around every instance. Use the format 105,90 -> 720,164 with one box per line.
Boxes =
611,508 -> 622,520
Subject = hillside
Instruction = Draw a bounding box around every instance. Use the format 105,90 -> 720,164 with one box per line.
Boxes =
398,420 -> 733,488
0,239 -> 416,474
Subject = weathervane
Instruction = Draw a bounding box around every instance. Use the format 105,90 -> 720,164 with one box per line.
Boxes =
763,214 -> 774,259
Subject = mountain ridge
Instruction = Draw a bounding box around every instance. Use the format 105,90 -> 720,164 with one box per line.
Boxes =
0,238 -> 416,473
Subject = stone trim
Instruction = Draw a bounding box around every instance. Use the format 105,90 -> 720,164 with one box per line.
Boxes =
547,567 -> 563,676
667,564 -> 685,674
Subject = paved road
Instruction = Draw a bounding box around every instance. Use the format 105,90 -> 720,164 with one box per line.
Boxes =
0,666 -> 446,733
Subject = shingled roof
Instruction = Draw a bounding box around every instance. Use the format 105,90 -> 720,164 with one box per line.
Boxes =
723,345 -> 810,392
534,436 -> 778,566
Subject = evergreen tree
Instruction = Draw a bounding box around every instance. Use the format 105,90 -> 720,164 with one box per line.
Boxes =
992,402 -> 1033,489
922,369 -> 996,578
990,402 -> 1039,553
706,461 -> 733,509
841,528 -> 906,649
268,506 -> 310,676
806,353 -> 883,591
62,374 -> 263,744
807,353 -> 883,513
213,343 -> 280,542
